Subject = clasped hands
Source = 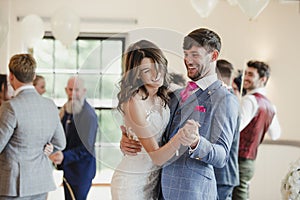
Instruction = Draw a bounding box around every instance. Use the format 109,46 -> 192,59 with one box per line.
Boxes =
174,119 -> 200,148
119,119 -> 200,156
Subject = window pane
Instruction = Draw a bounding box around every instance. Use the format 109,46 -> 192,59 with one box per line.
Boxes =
36,34 -> 125,184
77,74 -> 100,99
53,74 -> 70,100
78,40 -> 101,71
100,74 -> 121,100
102,40 -> 123,74
97,109 -> 122,143
35,73 -> 54,98
55,41 -> 77,71
95,145 -> 123,183
34,39 -> 54,70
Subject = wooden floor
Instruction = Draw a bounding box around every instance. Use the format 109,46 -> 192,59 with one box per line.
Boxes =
48,139 -> 300,200
47,185 -> 112,200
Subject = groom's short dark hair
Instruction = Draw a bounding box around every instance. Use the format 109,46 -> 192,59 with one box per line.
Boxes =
183,28 -> 221,53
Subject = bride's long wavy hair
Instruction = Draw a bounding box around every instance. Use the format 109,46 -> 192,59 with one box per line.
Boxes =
117,40 -> 170,113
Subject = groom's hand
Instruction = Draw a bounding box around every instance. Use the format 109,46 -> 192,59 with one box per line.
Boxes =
120,125 -> 142,156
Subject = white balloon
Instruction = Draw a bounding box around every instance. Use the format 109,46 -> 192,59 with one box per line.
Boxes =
236,0 -> 270,20
191,0 -> 219,18
51,8 -> 80,47
227,0 -> 238,6
0,19 -> 8,48
21,14 -> 45,48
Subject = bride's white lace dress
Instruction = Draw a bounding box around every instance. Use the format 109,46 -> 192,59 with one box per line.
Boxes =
111,105 -> 170,200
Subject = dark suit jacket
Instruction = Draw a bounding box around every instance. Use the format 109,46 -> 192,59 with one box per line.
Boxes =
59,100 -> 98,185
214,116 -> 240,187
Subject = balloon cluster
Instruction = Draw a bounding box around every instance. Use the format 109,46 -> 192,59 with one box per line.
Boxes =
190,0 -> 219,18
236,0 -> 270,20
51,8 -> 80,47
21,14 -> 44,49
19,7 -> 80,50
191,0 -> 270,20
10,1 -> 271,50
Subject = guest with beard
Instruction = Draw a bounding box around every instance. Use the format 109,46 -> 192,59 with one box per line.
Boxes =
232,61 -> 281,200
49,76 -> 98,200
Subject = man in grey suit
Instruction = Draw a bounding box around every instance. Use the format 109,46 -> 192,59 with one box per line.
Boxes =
0,54 -> 66,200
120,28 -> 239,199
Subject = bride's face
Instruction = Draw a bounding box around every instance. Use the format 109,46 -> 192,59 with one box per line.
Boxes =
138,57 -> 164,89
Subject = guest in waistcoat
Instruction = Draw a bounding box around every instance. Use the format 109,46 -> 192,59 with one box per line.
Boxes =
232,61 -> 281,200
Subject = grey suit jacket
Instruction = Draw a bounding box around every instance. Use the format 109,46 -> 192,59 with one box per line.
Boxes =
0,88 -> 66,197
161,80 -> 239,200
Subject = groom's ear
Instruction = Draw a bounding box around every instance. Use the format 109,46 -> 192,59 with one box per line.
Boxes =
211,50 -> 219,62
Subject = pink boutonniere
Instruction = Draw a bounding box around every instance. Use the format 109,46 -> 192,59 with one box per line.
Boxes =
195,106 -> 206,112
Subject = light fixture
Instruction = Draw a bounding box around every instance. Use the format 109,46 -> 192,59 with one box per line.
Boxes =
17,16 -> 138,25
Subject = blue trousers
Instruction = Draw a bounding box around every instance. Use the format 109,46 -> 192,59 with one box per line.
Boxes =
63,181 -> 92,200
217,184 -> 234,200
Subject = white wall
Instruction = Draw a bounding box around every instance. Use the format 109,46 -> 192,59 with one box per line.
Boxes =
250,143 -> 300,199
0,0 -> 10,74
4,0 -> 297,139
1,0 -> 299,198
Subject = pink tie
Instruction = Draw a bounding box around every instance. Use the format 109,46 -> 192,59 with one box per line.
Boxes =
180,81 -> 198,103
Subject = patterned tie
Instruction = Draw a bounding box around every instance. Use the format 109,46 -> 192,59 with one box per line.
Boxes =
180,81 -> 199,103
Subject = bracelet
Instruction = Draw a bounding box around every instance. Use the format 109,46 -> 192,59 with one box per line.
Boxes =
169,139 -> 179,156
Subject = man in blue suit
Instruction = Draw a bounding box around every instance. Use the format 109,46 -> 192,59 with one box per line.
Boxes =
50,76 -> 98,200
215,59 -> 240,200
120,28 -> 239,200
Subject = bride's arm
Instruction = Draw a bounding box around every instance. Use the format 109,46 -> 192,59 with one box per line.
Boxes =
124,98 -> 199,166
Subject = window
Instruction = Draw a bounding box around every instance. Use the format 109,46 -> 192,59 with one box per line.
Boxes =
34,32 -> 126,183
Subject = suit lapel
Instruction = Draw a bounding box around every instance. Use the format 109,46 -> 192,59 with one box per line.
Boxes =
177,80 -> 222,129
163,80 -> 223,141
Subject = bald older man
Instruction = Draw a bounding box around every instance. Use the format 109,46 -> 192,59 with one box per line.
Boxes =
50,76 -> 98,200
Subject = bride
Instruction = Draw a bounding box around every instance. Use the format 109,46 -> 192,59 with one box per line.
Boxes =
111,40 -> 199,200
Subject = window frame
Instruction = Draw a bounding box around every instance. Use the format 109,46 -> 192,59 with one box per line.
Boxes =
35,32 -> 126,184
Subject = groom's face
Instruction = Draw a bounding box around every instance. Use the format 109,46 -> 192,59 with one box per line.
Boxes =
183,46 -> 214,81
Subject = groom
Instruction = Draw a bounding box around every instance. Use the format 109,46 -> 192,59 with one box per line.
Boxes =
120,28 -> 239,199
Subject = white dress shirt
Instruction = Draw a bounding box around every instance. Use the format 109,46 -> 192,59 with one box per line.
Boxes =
14,85 -> 35,97
239,87 -> 281,140
195,74 -> 218,91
